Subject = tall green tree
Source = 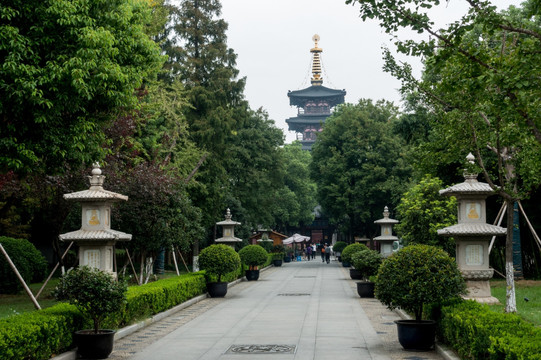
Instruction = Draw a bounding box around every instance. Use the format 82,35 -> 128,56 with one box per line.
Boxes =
0,0 -> 164,174
395,175 -> 457,254
272,142 -> 317,233
346,0 -> 541,312
310,99 -> 411,242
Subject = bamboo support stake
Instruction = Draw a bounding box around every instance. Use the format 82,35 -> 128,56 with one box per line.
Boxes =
517,201 -> 541,252
0,244 -> 41,310
125,248 -> 140,285
488,203 -> 507,254
36,241 -> 74,299
171,246 -> 180,276
176,247 -> 191,273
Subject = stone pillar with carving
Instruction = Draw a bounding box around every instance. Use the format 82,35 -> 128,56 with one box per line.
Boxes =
438,153 -> 506,304
59,163 -> 131,276
215,209 -> 242,249
374,206 -> 399,257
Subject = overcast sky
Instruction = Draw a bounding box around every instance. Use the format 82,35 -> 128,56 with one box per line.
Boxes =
220,0 -> 521,143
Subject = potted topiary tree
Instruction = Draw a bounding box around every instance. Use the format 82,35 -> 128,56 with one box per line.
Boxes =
271,244 -> 284,267
284,247 -> 294,263
238,244 -> 268,281
198,244 -> 241,297
332,241 -> 347,262
53,266 -> 127,359
351,249 -> 382,298
375,244 -> 466,350
341,243 -> 368,276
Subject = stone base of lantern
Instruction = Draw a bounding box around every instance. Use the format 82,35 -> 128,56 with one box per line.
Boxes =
463,280 -> 500,305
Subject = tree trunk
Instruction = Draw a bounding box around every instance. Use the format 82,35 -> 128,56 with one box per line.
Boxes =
505,198 -> 517,313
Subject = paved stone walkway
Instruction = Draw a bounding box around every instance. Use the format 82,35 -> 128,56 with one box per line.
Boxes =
53,259 -> 457,360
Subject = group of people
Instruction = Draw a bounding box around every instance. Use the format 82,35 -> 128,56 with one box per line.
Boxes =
297,243 -> 333,264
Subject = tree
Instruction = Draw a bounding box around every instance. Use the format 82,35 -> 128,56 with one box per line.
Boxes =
310,99 -> 411,242
272,142 -> 317,233
346,0 -> 541,312
395,175 -> 457,254
0,0 -> 164,174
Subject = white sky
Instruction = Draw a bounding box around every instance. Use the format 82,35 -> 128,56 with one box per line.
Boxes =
220,0 -> 521,143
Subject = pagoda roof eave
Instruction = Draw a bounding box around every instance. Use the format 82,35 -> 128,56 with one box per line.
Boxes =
64,188 -> 128,202
59,229 -> 132,241
437,223 -> 506,237
288,85 -> 346,107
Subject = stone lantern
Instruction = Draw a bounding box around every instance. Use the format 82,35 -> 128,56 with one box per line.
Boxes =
215,208 -> 242,248
374,206 -> 399,257
59,163 -> 131,276
437,153 -> 506,304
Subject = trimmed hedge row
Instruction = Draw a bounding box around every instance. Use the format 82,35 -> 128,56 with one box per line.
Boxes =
0,273 -> 207,360
437,300 -> 541,359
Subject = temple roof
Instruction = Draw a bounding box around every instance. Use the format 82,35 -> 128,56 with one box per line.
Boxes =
288,85 -> 346,107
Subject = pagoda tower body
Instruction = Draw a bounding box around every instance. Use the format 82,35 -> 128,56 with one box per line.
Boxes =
286,35 -> 346,151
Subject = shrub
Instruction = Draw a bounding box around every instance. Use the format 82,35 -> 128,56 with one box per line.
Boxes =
332,241 -> 347,254
271,244 -> 284,253
375,244 -> 466,321
350,249 -> 382,281
53,266 -> 127,333
198,244 -> 241,282
238,245 -> 268,270
341,243 -> 368,264
0,237 -> 48,294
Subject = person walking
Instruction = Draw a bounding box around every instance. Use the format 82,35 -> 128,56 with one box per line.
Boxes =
320,244 -> 325,262
306,245 -> 312,261
312,244 -> 316,260
325,244 -> 331,264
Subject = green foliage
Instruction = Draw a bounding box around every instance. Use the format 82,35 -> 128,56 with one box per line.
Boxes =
0,0 -> 164,174
311,99 -> 411,240
0,303 -> 84,360
341,243 -> 368,264
198,244 -> 241,282
395,175 -> 457,254
0,273 -> 207,359
375,244 -> 466,321
53,266 -> 127,333
238,245 -> 268,269
271,244 -> 285,254
332,241 -> 347,254
437,300 -> 541,359
350,249 -> 382,280
0,237 -> 47,294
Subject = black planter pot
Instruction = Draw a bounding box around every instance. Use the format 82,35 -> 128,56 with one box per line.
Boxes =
394,320 -> 436,351
342,261 -> 351,267
349,269 -> 363,280
75,329 -> 116,359
338,256 -> 342,262
245,269 -> 260,281
356,281 -> 375,298
284,256 -> 291,263
273,259 -> 283,267
207,281 -> 228,298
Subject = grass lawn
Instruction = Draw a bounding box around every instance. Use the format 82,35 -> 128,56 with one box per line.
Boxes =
0,269 -> 187,319
490,279 -> 541,326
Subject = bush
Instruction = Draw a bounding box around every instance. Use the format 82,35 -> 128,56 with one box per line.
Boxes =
437,300 -> 541,359
0,273 -> 207,360
238,245 -> 268,270
0,237 -> 48,294
53,266 -> 127,333
332,241 -> 347,254
375,244 -> 466,321
198,244 -> 241,282
341,243 -> 368,264
350,249 -> 382,280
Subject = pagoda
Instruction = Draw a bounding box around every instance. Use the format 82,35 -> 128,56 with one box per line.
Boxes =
286,35 -> 346,151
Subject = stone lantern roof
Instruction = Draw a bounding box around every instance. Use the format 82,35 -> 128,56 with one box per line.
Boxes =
63,163 -> 128,202
216,208 -> 241,227
439,174 -> 496,197
437,223 -> 506,237
215,208 -> 242,244
374,206 -> 399,225
374,206 -> 399,241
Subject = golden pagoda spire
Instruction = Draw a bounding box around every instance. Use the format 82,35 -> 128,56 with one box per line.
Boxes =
310,34 -> 323,86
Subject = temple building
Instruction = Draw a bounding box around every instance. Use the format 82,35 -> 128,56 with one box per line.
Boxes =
286,35 -> 346,150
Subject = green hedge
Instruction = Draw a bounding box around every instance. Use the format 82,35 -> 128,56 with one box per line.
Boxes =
437,300 -> 541,359
0,273 -> 207,360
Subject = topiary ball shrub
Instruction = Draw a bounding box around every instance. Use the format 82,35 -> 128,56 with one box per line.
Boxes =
341,243 -> 368,264
0,236 -> 48,294
332,241 -> 347,254
375,244 -> 466,321
351,249 -> 382,281
53,266 -> 127,334
238,245 -> 268,270
198,244 -> 241,283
